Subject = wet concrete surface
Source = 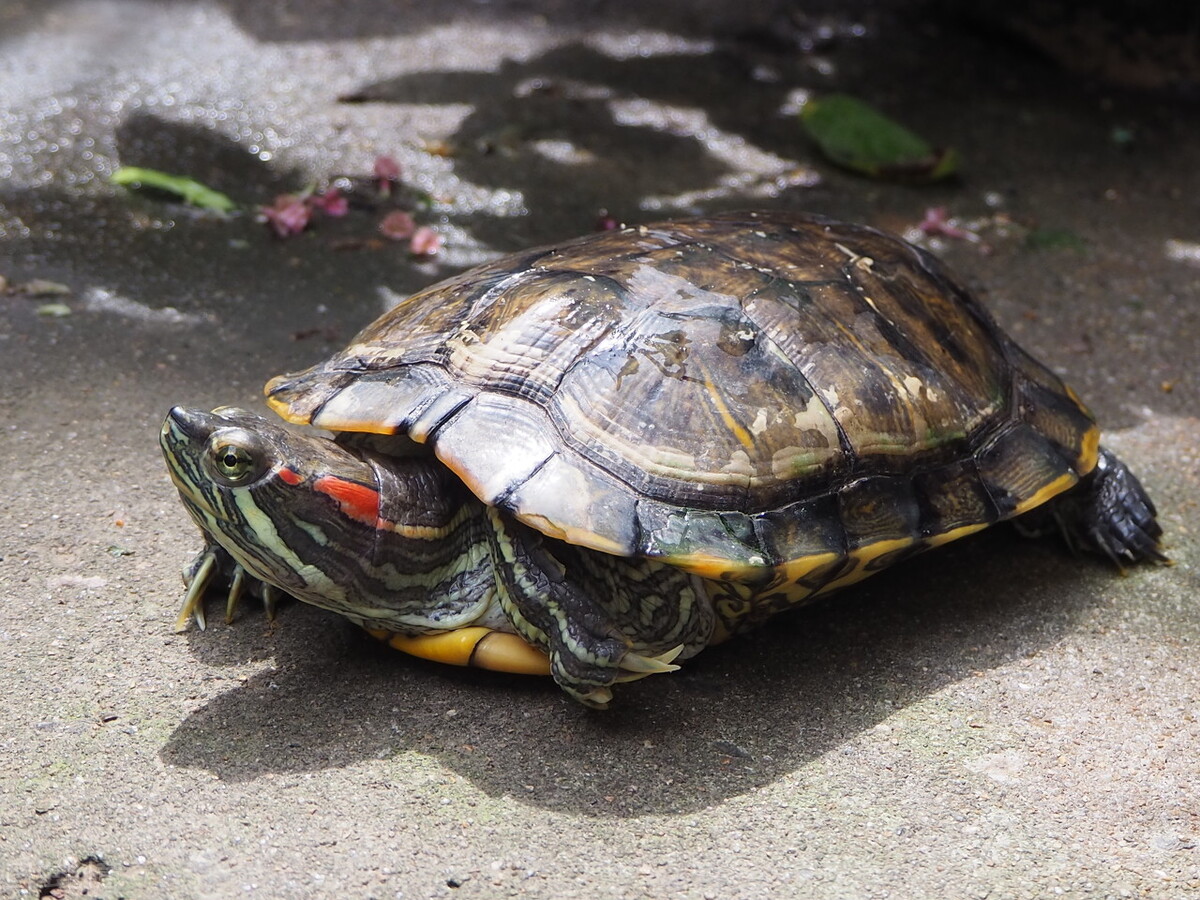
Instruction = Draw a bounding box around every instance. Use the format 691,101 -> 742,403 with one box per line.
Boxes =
1,1 -> 1198,897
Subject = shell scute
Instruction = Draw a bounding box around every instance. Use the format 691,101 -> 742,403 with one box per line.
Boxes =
976,423 -> 1081,516
636,502 -> 775,583
547,277 -> 845,507
431,393 -> 557,506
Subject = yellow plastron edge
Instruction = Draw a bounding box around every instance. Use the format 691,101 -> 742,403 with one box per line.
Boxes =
366,626 -> 551,676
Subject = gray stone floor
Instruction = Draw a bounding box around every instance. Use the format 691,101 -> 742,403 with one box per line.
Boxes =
1,2 -> 1197,897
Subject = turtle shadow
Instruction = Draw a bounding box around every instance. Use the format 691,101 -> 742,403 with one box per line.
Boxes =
161,528 -> 1115,818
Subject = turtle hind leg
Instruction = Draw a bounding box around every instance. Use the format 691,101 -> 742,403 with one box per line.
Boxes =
1037,447 -> 1167,566
485,510 -> 688,708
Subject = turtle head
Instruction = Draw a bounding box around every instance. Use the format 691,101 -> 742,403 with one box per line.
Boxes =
159,406 -> 381,602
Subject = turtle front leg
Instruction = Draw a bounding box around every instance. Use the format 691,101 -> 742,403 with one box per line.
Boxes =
1034,447 -> 1167,566
176,539 -> 283,631
485,511 -> 684,708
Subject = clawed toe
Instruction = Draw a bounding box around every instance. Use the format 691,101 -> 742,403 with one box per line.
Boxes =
614,645 -> 685,682
176,543 -> 279,632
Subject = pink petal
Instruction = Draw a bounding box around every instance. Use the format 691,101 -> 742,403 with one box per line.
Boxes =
918,206 -> 975,241
260,195 -> 311,237
409,226 -> 441,257
378,210 -> 416,240
310,187 -> 349,217
374,155 -> 401,195
374,155 -> 401,181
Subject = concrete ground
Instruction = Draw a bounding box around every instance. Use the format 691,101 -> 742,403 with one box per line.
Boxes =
1,1 -> 1197,897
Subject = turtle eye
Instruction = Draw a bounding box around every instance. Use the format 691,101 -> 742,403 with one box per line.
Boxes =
205,430 -> 267,486
215,445 -> 254,480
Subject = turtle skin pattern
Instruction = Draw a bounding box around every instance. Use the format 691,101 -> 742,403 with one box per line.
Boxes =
264,211 -> 1121,637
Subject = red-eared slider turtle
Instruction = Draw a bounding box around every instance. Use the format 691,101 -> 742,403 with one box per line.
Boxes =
160,211 -> 1164,707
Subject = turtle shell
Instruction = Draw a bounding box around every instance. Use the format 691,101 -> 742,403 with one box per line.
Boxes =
266,211 -> 1099,594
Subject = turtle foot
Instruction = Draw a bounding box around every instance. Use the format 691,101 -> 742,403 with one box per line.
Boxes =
1034,447 -> 1168,567
1078,449 -> 1168,566
176,541 -> 280,631
554,646 -> 684,709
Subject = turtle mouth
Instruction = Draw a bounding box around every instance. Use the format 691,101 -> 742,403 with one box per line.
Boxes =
160,407 -> 227,518
164,405 -> 211,439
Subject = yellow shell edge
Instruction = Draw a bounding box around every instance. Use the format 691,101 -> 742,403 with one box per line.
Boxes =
366,626 -> 551,676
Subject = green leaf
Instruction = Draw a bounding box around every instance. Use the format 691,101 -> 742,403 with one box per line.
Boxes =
36,302 -> 72,317
109,167 -> 237,212
800,94 -> 959,182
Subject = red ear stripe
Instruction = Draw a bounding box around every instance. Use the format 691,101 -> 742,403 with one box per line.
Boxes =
312,475 -> 381,525
276,466 -> 304,486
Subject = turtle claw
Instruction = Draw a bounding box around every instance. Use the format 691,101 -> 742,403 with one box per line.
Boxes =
614,644 -> 685,682
176,547 -> 217,632
215,566 -> 281,625
223,565 -> 246,625
261,583 -> 282,621
176,542 -> 273,631
576,686 -> 614,709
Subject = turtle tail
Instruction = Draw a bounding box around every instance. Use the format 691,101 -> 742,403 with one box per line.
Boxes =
1037,447 -> 1167,566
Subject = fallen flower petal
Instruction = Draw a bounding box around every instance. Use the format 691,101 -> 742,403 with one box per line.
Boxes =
379,210 -> 416,240
260,194 -> 311,237
918,206 -> 978,242
309,187 -> 349,217
374,155 -> 401,195
410,226 -> 441,257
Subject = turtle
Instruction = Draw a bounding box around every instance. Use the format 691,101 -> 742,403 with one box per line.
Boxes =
160,210 -> 1164,707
